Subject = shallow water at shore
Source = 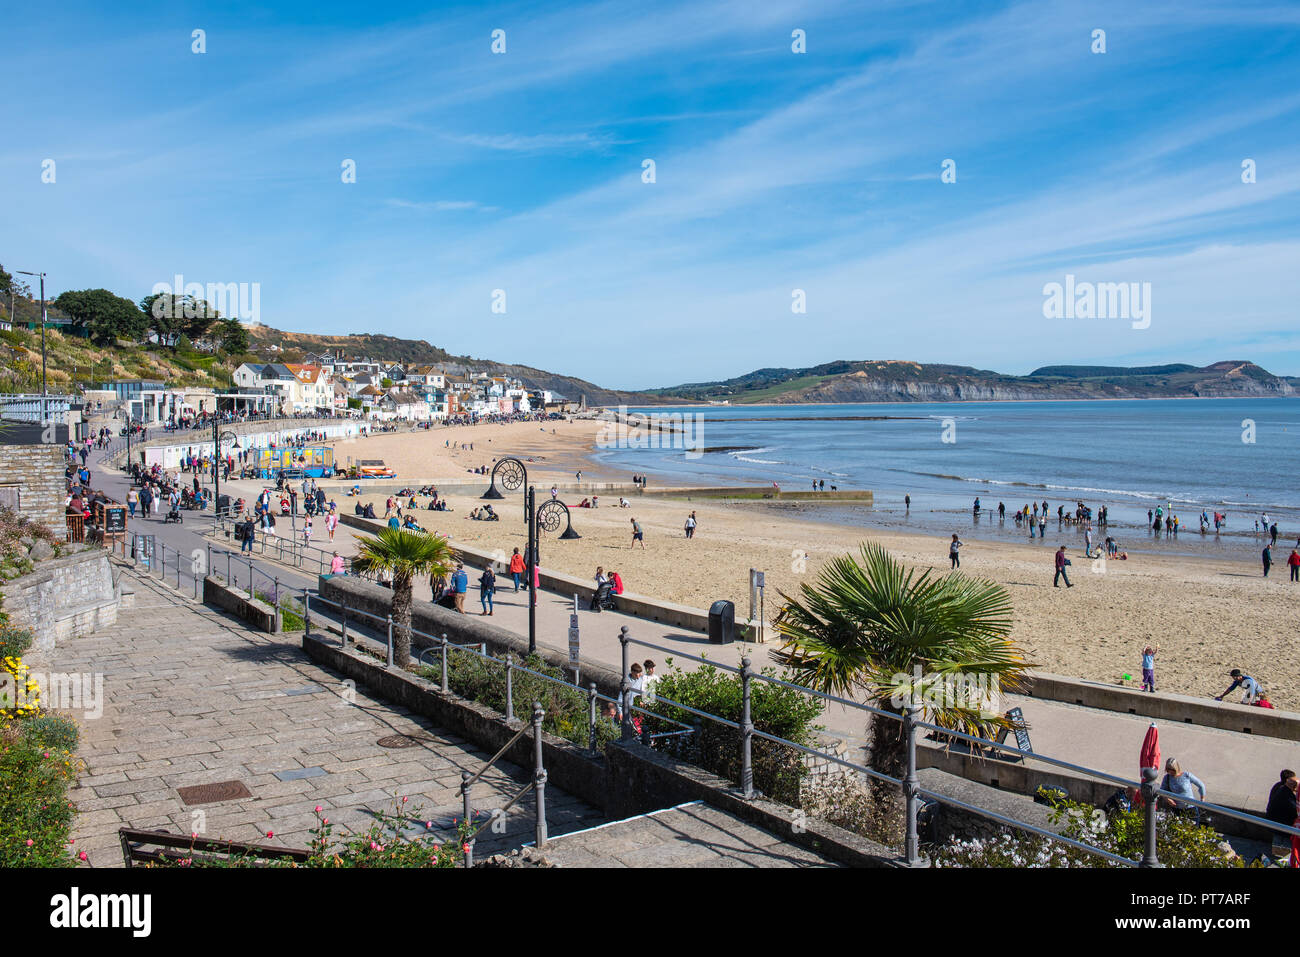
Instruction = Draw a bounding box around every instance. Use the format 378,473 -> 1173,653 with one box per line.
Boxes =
591,397 -> 1300,560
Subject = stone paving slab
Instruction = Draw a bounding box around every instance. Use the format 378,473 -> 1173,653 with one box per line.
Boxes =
51,569 -> 606,866
541,801 -> 842,868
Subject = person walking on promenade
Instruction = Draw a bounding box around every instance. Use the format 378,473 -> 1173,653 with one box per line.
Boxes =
451,563 -> 468,613
240,513 -> 257,554
509,547 -> 525,591
949,534 -> 963,569
1053,545 -> 1073,588
127,487 -> 138,519
478,565 -> 496,616
327,506 -> 338,542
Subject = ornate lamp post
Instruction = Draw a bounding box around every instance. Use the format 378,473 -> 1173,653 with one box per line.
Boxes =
483,456 -> 527,502
213,420 -> 240,519
524,487 -> 580,654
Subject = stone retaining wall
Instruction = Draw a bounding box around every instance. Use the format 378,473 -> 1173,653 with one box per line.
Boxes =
203,577 -> 278,633
3,547 -> 125,653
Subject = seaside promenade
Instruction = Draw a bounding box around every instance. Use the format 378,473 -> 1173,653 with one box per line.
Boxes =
89,436 -> 1297,831
223,508 -> 1296,818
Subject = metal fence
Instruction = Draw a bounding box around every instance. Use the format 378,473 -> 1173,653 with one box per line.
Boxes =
209,517 -> 356,578
302,590 -> 1300,869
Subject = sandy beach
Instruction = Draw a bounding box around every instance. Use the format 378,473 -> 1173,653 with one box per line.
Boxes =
321,423 -> 1300,709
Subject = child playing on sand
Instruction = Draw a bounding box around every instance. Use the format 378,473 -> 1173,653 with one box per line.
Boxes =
1141,645 -> 1158,693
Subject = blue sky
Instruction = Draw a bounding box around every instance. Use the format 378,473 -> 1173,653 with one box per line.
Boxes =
4,0 -> 1299,389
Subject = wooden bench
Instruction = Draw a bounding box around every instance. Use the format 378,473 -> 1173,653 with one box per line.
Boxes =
118,827 -> 311,867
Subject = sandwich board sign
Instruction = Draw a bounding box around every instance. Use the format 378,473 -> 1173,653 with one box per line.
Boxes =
995,706 -> 1032,758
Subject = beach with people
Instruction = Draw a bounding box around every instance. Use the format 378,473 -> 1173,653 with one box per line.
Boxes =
318,420 -> 1300,711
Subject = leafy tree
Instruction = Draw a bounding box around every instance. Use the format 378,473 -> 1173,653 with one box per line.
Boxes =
181,297 -> 219,341
218,317 -> 249,354
350,529 -> 457,667
773,543 -> 1028,822
139,293 -> 184,346
53,289 -> 147,344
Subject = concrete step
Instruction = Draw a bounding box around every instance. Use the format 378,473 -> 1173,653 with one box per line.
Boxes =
538,800 -> 842,867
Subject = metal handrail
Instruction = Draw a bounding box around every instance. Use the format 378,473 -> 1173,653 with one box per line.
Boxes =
609,626 -> 1300,866
463,724 -> 531,793
301,587 -> 1300,866
917,787 -> 1138,867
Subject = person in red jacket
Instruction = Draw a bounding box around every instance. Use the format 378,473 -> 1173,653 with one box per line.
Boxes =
1287,549 -> 1300,583
508,547 -> 525,592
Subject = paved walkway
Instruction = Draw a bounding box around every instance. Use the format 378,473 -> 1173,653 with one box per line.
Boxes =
50,568 -> 604,867
542,801 -> 840,867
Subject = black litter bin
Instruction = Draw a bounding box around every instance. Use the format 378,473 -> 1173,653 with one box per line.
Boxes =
708,600 -> 735,644
217,494 -> 232,516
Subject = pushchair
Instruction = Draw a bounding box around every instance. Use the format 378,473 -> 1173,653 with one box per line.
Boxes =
590,581 -> 618,612
165,505 -> 184,524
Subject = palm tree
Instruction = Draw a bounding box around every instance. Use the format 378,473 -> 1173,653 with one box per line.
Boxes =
773,542 -> 1030,821
351,528 -> 457,668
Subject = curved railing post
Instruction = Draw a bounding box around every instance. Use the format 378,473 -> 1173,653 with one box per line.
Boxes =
385,614 -> 394,668
440,633 -> 449,693
740,656 -> 754,799
533,702 -> 548,848
618,626 -> 632,741
587,683 -> 598,753
302,589 -> 311,636
1140,767 -> 1163,868
902,704 -> 927,867
460,770 -> 474,868
505,653 -> 514,721
340,599 -> 348,647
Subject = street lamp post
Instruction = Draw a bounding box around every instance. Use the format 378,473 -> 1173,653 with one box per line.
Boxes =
527,485 -> 536,654
213,413 -> 240,521
15,270 -> 47,421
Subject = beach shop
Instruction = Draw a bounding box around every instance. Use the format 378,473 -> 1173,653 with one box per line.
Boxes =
249,445 -> 335,479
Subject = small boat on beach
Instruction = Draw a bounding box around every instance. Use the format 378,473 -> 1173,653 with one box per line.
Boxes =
356,459 -> 396,478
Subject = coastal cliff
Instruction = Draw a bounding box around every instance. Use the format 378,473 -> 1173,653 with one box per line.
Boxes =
649,360 -> 1296,405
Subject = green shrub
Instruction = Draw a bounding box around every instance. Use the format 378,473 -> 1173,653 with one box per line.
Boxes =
255,591 -> 304,631
0,626 -> 34,659
930,797 -> 1246,868
0,729 -> 81,866
415,649 -> 617,752
21,714 -> 80,752
640,659 -> 824,804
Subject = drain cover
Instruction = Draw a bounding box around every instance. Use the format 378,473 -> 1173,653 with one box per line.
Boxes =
376,734 -> 431,749
177,780 -> 253,805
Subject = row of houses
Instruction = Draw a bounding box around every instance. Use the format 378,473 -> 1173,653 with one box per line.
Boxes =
232,356 -> 559,421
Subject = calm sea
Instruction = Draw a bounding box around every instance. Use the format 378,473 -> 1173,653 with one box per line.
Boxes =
592,398 -> 1300,559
